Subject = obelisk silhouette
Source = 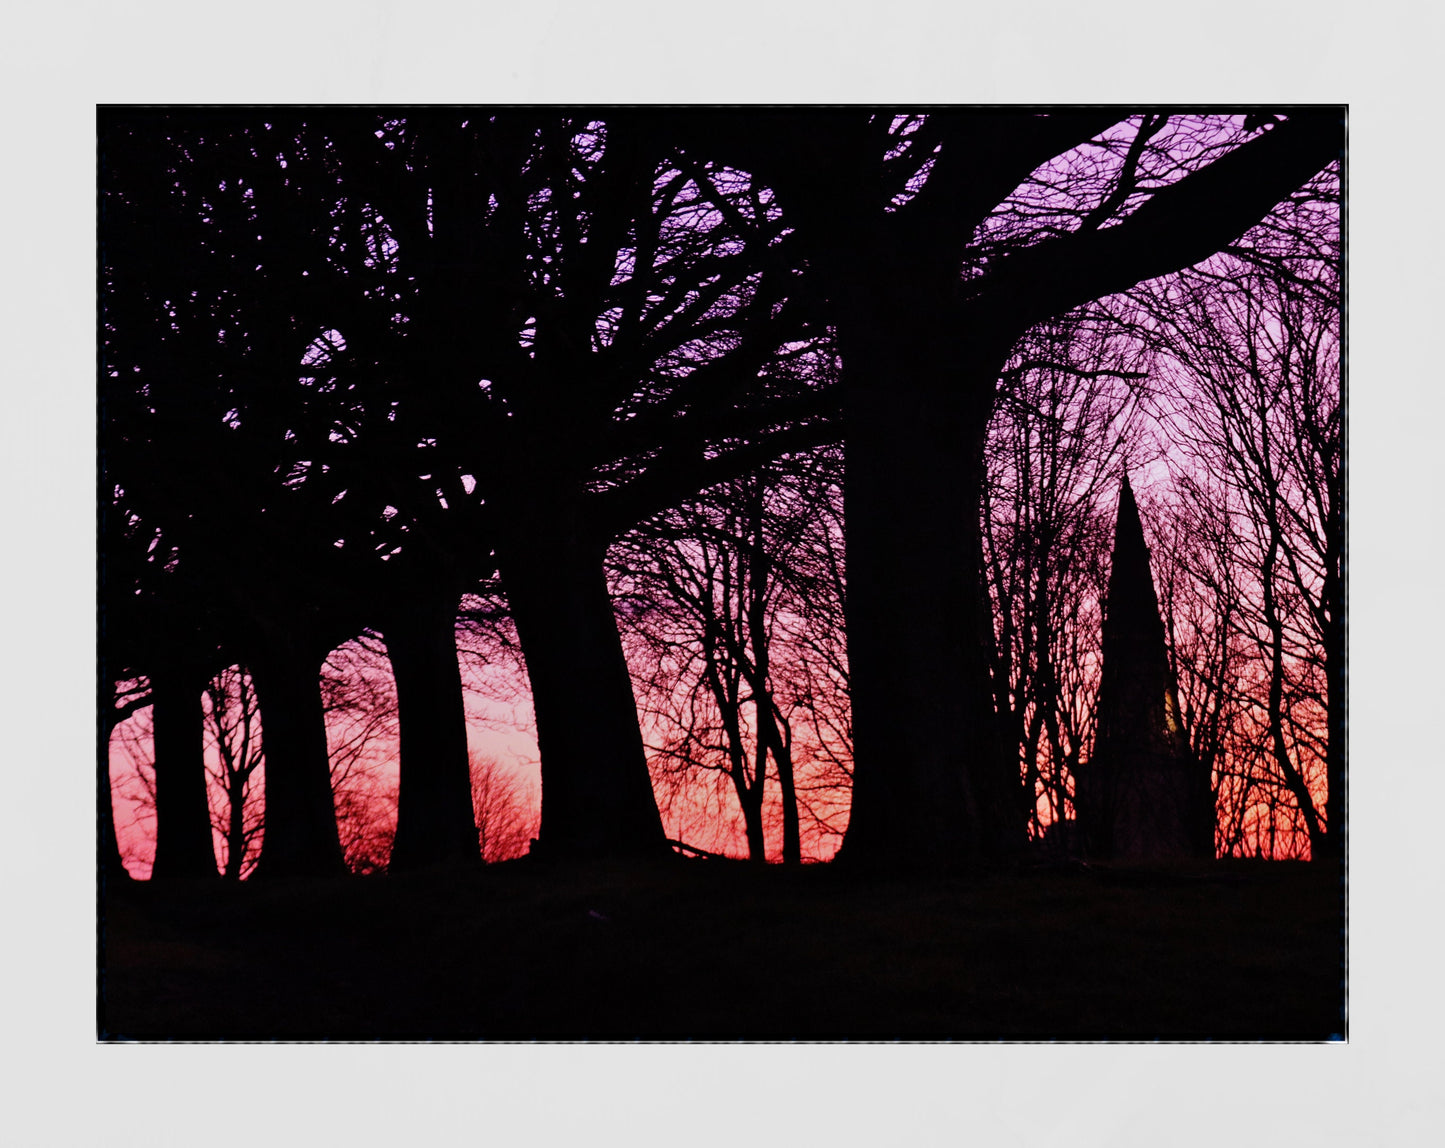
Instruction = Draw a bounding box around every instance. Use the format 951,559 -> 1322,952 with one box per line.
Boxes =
1077,476 -> 1213,860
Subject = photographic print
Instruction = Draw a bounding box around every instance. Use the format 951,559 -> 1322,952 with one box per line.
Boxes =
97,108 -> 1345,1040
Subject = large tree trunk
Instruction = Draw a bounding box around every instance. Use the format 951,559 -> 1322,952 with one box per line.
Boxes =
498,503 -> 669,860
149,660 -> 218,881
835,323 -> 1027,868
249,629 -> 346,879
762,155 -> 1033,868
385,586 -> 480,871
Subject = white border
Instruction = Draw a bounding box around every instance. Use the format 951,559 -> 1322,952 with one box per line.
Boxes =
3,2 -> 1437,1144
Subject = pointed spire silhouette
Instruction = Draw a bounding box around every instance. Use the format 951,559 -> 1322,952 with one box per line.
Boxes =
1077,474 -> 1213,861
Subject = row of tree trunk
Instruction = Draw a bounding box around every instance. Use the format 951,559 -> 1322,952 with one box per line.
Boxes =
109,575 -> 479,879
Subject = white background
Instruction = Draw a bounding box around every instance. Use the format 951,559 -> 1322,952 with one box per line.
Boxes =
1,2 -> 1437,1143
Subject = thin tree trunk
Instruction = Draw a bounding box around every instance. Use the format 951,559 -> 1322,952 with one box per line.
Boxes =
385,586 -> 480,871
207,678 -> 249,882
744,733 -> 768,865
149,661 -> 217,881
694,591 -> 768,863
249,630 -> 345,879
499,507 -> 669,860
740,504 -> 801,867
708,653 -> 765,863
762,706 -> 801,866
1261,532 -> 1325,855
222,777 -> 247,881
1319,516 -> 1345,862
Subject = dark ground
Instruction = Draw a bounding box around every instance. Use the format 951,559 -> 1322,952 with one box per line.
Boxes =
99,856 -> 1345,1040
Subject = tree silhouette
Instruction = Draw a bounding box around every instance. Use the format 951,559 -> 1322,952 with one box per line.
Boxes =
470,753 -> 541,863
982,318 -> 1147,846
100,111 -> 402,877
661,110 -> 1342,866
101,116 -> 237,881
100,675 -> 151,880
202,666 -> 265,880
1131,171 -> 1342,858
321,112 -> 837,859
101,108 -> 1342,877
614,455 -> 847,863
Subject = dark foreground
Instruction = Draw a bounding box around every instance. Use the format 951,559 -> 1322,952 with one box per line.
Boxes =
99,857 -> 1344,1040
